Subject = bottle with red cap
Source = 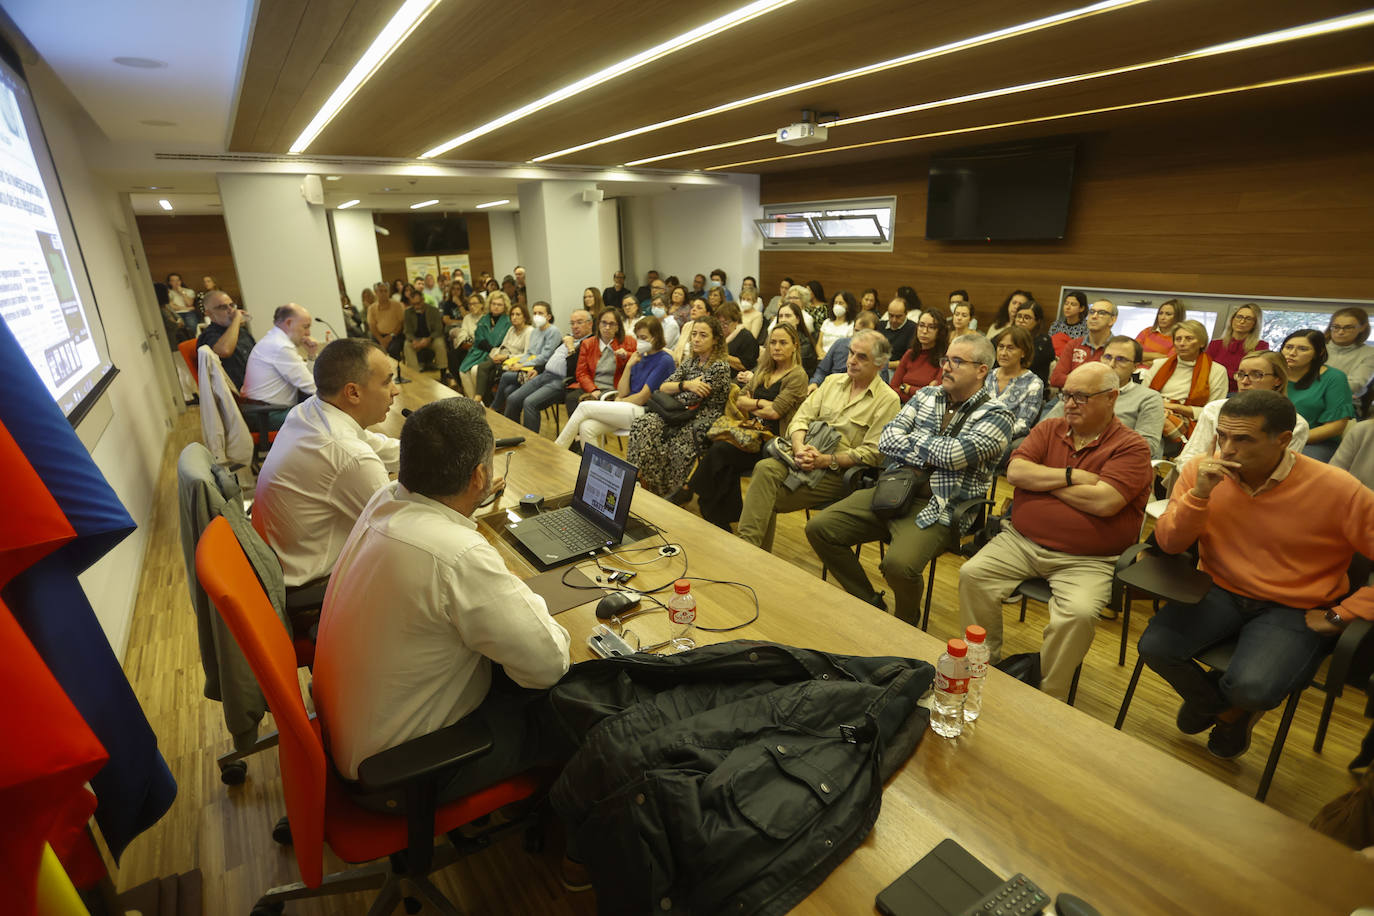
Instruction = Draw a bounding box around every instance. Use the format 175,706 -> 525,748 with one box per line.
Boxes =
963,625 -> 989,722
666,579 -> 697,645
931,638 -> 970,738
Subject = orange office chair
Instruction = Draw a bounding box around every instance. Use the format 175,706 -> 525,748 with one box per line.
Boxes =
195,517 -> 545,915
178,337 -> 200,384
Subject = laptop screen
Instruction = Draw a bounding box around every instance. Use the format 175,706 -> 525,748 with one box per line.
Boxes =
571,445 -> 637,537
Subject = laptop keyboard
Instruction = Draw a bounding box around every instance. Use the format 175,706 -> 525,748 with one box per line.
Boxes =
538,509 -> 608,551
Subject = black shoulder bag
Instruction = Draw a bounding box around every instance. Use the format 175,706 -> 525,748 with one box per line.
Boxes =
870,390 -> 990,519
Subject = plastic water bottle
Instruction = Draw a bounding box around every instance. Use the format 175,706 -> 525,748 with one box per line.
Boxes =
963,626 -> 989,722
931,638 -> 969,738
666,579 -> 697,645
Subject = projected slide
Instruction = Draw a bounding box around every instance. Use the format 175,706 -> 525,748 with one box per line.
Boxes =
0,59 -> 114,421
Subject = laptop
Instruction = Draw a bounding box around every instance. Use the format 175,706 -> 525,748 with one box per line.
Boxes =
506,445 -> 641,567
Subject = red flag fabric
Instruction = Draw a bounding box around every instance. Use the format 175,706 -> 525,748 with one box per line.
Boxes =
0,417 -> 75,588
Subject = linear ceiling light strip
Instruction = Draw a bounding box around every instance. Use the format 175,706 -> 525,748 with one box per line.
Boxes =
290,0 -> 444,154
702,64 -> 1374,171
417,0 -> 800,159
531,0 -> 1148,163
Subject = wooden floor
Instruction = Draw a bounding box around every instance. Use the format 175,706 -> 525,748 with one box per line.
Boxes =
113,382 -> 1371,913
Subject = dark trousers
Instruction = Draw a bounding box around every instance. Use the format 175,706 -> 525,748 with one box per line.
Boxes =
691,441 -> 765,530
505,373 -> 564,431
1138,585 -> 1336,714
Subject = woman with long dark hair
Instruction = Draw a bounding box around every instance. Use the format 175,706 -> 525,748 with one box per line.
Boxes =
1136,298 -> 1185,364
1011,301 -> 1056,384
1049,289 -> 1088,356
890,307 -> 948,403
1282,328 -> 1354,461
986,289 -> 1032,339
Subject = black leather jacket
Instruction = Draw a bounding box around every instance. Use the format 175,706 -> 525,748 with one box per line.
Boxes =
543,640 -> 935,915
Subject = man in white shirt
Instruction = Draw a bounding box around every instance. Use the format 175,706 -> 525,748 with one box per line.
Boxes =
313,397 -> 571,803
253,339 -> 400,590
422,273 -> 442,307
243,303 -> 321,407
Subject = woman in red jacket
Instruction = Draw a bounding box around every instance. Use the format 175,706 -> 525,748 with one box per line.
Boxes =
575,308 -> 636,401
890,307 -> 948,402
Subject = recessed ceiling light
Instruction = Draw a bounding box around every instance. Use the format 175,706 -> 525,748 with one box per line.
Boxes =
113,56 -> 167,69
139,119 -> 177,127
409,199 -> 439,209
289,0 -> 443,154
533,0 -> 1143,163
157,199 -> 173,211
475,199 -> 510,209
325,175 -> 342,181
337,199 -> 361,209
419,0 -> 799,159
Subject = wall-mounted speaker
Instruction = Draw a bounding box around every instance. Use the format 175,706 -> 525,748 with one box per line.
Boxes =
581,188 -> 604,204
301,174 -> 324,206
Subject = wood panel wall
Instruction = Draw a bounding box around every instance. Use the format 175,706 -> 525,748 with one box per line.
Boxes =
374,211 -> 493,286
758,101 -> 1374,323
135,214 -> 242,304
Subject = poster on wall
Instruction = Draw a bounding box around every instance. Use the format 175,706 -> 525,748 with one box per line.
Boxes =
404,255 -> 439,283
437,253 -> 472,284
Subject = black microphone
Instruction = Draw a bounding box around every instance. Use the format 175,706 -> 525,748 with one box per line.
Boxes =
495,436 -> 525,449
401,408 -> 413,417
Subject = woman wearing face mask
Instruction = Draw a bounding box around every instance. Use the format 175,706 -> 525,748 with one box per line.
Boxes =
1141,319 -> 1228,454
890,308 -> 949,403
1282,328 -> 1354,461
554,316 -> 675,451
473,301 -> 533,404
819,291 -> 858,357
1179,350 -> 1310,466
1136,298 -> 1185,364
1206,303 -> 1268,392
492,302 -> 562,413
650,293 -> 679,347
1049,289 -> 1089,356
627,315 -> 733,500
691,323 -> 809,530
1011,300 -> 1056,384
738,289 -> 764,338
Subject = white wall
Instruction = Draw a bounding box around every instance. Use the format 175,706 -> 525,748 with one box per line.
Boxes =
488,210 -> 521,281
598,199 -> 621,287
29,63 -> 174,660
332,207 -> 384,308
621,175 -> 761,295
217,172 -> 346,331
517,180 -> 602,316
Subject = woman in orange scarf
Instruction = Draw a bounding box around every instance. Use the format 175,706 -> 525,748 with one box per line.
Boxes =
1140,319 -> 1229,455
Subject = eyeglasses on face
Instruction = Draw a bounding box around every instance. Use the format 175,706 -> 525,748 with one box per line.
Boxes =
1087,308 -> 1113,318
1058,388 -> 1113,405
1233,370 -> 1274,382
1100,355 -> 1134,366
995,343 -> 1021,353
916,321 -> 941,331
1331,323 -> 1360,332
937,355 -> 969,370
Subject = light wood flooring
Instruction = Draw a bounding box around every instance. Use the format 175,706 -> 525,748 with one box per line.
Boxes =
112,390 -> 1371,913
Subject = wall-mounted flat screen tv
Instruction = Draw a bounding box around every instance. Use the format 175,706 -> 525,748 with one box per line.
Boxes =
925,140 -> 1077,241
410,215 -> 469,253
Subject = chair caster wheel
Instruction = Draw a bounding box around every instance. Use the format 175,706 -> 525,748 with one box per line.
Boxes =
403,897 -> 422,914
250,900 -> 284,916
220,761 -> 248,785
271,816 -> 292,846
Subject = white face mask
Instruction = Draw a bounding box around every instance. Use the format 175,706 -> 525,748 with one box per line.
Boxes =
709,279 -> 722,289
651,305 -> 667,318
532,313 -> 548,328
833,303 -> 846,319
636,338 -> 652,354
740,299 -> 755,311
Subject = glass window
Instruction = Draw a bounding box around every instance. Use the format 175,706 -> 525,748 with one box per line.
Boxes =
756,197 -> 896,251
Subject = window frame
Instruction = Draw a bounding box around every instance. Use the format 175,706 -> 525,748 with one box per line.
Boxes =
755,196 -> 897,251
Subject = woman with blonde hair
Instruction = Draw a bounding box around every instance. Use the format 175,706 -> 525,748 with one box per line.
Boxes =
1141,318 -> 1228,453
1180,350 -> 1310,464
458,290 -> 511,395
1136,298 -> 1185,364
473,300 -> 532,403
1205,302 -> 1268,392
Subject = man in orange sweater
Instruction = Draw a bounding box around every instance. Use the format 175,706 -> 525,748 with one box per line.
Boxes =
1140,390 -> 1374,758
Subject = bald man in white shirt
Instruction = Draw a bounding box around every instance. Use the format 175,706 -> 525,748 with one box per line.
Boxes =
243,303 -> 321,407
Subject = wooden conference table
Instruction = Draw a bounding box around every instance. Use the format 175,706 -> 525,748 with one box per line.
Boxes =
386,389 -> 1374,915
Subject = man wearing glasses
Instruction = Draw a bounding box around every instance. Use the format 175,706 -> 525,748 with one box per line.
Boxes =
959,362 -> 1152,701
198,290 -> 256,388
806,334 -> 1014,626
1045,336 -> 1165,459
1049,299 -> 1118,389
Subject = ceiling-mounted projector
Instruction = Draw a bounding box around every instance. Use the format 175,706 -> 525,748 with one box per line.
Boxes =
776,122 -> 828,146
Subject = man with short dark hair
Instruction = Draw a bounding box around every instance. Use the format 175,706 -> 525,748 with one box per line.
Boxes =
198,290 -> 255,388
313,398 -> 570,801
253,339 -> 400,588
634,269 -> 659,305
1139,390 -> 1374,757
244,303 -> 321,405
404,289 -> 452,385
1049,299 -> 1117,388
1044,335 -> 1165,459
689,273 -> 708,300
960,361 -> 1153,701
422,273 -> 442,307
808,334 -> 1014,624
880,297 -> 915,371
603,271 -> 629,312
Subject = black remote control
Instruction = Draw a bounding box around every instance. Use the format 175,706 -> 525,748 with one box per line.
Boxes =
494,436 -> 525,448
958,873 -> 1049,916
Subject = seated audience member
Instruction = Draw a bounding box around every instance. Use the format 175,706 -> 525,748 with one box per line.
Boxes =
602,271 -> 630,313
1140,319 -> 1227,453
810,311 -> 882,391
806,281 -> 828,326
1138,390 -> 1374,758
1050,298 -> 1117,389
368,282 -> 406,360
1281,328 -> 1354,462
739,275 -> 762,303
1179,350 -> 1310,465
773,283 -> 817,334
738,288 -> 765,339
986,326 -> 1045,439
671,296 -> 712,363
313,398 -> 571,800
634,270 -> 660,306
503,274 -> 523,306
1011,300 -> 1056,384
879,296 -> 917,371
502,309 -> 593,432
447,293 -> 485,357
198,290 -> 256,388
692,323 -> 809,530
819,291 -> 858,357
1332,418 -> 1374,489
1136,299 -> 1184,364
554,316 -> 675,451
438,282 -> 464,329
768,299 -> 819,376
492,302 -> 560,412
689,273 -> 708,301
403,289 -> 452,386
950,297 -> 978,336
765,277 -> 792,323
449,268 -> 473,299
244,303 -> 321,406
618,293 -> 642,322
627,315 -> 732,500
1046,336 -> 1165,460
575,307 -> 636,404
473,301 -> 533,403
652,292 -> 679,347
891,308 -> 948,403
808,335 -> 1013,625
166,272 -> 198,335
666,284 -> 693,328
1206,302 -> 1268,392
458,291 -> 511,396
859,288 -> 881,314
421,273 -> 442,307
736,330 -> 900,550
958,362 -> 1152,701
709,268 -> 734,302
985,289 -> 1032,340
717,301 -> 758,374
581,286 -> 605,319
1049,290 -> 1089,356
1325,307 -> 1374,417
253,339 -> 400,590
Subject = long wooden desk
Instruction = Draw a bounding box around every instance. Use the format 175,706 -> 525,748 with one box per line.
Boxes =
389,388 -> 1374,914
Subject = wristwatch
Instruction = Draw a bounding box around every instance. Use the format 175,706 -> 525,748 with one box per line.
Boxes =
1065,466 -> 1073,487
1324,608 -> 1345,627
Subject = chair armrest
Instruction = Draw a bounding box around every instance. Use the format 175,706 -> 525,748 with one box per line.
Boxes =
1324,618 -> 1374,702
1115,541 -> 1152,575
1114,544 -> 1212,605
951,496 -> 994,534
356,716 -> 494,794
841,465 -> 879,495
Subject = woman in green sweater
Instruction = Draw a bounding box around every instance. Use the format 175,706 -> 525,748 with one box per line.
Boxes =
1282,329 -> 1353,462
458,290 -> 511,395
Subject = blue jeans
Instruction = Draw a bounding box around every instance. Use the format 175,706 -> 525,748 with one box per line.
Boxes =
1138,585 -> 1336,713
504,372 -> 564,431
493,370 -> 526,412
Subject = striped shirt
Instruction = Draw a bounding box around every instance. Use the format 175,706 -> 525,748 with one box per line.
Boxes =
983,368 -> 1045,438
878,384 -> 1015,531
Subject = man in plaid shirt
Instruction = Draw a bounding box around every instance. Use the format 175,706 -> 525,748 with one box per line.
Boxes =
807,334 -> 1014,625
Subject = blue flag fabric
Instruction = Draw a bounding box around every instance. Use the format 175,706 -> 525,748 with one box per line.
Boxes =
0,318 -> 175,860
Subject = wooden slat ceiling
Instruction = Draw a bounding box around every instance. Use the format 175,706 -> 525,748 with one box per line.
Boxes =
230,0 -> 1374,173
